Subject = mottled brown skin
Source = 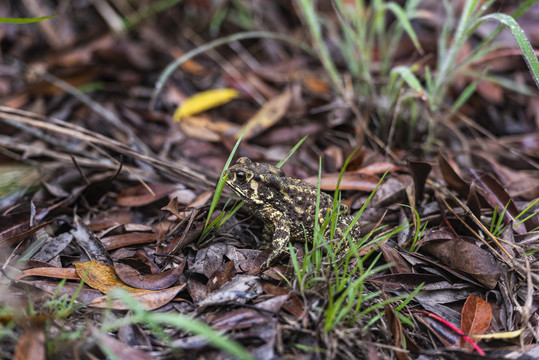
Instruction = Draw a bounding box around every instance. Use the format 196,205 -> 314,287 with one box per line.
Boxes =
225,157 -> 361,270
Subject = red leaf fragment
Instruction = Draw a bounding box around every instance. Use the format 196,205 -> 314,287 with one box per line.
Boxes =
460,294 -> 492,349
413,310 -> 485,355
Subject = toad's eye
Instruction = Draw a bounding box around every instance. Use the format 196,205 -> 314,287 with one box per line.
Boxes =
236,171 -> 247,182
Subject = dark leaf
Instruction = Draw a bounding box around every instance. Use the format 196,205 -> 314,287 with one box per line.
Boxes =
408,160 -> 432,204
101,232 -> 157,251
439,152 -> 469,199
469,169 -> 527,234
206,261 -> 236,295
421,237 -> 501,289
114,262 -> 184,290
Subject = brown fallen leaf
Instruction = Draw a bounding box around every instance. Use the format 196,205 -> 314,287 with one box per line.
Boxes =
206,261 -> 236,295
236,87 -> 292,140
357,162 -> 402,175
211,307 -> 270,330
178,115 -> 238,142
14,323 -> 45,360
303,172 -> 380,191
101,232 -> 157,250
1,218 -> 55,248
301,74 -> 330,95
262,282 -> 304,318
88,210 -> 134,231
87,284 -> 185,311
476,79 -> 503,104
21,279 -> 104,304
408,160 -> 432,204
91,328 -> 155,360
380,243 -> 413,274
117,183 -> 182,207
469,169 -> 527,234
385,303 -> 409,360
28,67 -> 98,96
169,47 -> 209,76
14,267 -> 79,281
439,152 -> 470,199
421,237 -> 501,289
460,294 -> 492,350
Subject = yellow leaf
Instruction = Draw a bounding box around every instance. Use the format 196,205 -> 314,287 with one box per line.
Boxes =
173,88 -> 239,121
74,260 -> 146,294
469,327 -> 525,339
75,261 -> 186,310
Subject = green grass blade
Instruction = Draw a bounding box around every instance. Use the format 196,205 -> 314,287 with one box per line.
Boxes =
383,2 -> 422,53
390,66 -> 424,94
297,0 -> 343,92
0,15 -> 55,23
478,13 -> 539,89
124,0 -> 182,30
205,127 -> 246,227
451,78 -> 480,113
276,135 -> 308,168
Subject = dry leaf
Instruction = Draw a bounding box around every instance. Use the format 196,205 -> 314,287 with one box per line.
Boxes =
460,294 -> 492,349
178,115 -> 238,142
116,183 -> 181,207
421,238 -> 501,289
115,262 -> 184,290
236,88 -> 292,140
15,267 -> 79,281
74,260 -> 145,294
87,284 -> 185,311
303,172 -> 380,191
14,324 -> 45,360
100,232 -> 157,250
75,260 -> 185,310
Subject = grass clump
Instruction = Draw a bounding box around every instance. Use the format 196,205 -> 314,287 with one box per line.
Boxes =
296,0 -> 539,148
287,155 -> 419,337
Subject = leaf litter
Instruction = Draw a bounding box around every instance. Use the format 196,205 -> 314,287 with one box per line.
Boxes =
0,1 -> 538,359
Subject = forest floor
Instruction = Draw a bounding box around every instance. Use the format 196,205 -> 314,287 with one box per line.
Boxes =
0,1 -> 538,359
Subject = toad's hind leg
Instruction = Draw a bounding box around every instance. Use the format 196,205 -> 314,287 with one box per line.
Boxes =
260,223 -> 291,270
